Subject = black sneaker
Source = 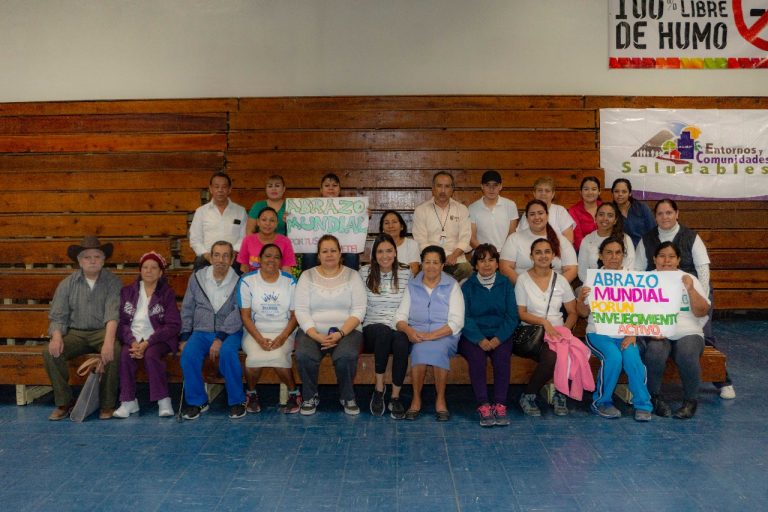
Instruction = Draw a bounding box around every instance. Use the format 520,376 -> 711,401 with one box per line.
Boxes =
389,397 -> 406,420
229,403 -> 247,419
246,392 -> 261,414
370,389 -> 385,416
283,390 -> 302,414
182,403 -> 209,420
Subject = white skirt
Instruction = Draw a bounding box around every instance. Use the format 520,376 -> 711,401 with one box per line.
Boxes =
242,330 -> 296,368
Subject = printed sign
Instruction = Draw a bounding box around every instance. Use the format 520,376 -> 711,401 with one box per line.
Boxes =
285,197 -> 369,253
585,269 -> 684,337
609,0 -> 768,68
600,108 -> 768,199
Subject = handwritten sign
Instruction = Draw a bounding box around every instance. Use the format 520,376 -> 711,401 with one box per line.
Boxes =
585,269 -> 683,337
285,197 -> 369,253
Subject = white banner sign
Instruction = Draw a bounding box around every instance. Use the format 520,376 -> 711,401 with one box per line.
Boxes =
285,197 -> 369,253
600,108 -> 768,199
585,269 -> 684,337
609,0 -> 768,69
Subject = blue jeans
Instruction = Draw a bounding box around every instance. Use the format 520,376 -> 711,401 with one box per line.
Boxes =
180,331 -> 245,406
586,333 -> 651,412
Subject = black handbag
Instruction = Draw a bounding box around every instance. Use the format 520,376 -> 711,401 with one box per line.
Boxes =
511,273 -> 557,359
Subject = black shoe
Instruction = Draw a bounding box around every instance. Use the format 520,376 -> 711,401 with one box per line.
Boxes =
389,397 -> 406,420
229,403 -> 247,419
370,389 -> 385,416
651,395 -> 672,418
673,399 -> 698,420
182,403 -> 209,420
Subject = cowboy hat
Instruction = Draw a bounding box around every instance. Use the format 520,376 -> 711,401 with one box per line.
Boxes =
67,236 -> 114,262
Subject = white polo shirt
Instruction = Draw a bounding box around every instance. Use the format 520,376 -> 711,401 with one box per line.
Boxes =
469,196 -> 519,251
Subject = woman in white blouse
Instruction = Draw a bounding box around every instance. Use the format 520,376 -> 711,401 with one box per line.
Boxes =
238,244 -> 300,414
359,234 -> 412,418
577,202 -> 635,283
515,238 -> 579,417
501,199 -> 578,284
395,246 -> 464,422
379,209 -> 420,276
294,235 -> 367,416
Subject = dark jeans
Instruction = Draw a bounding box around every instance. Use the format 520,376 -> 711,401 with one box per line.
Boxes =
458,336 -> 513,405
639,335 -> 704,400
295,329 -> 363,401
362,324 -> 410,387
523,343 -> 557,395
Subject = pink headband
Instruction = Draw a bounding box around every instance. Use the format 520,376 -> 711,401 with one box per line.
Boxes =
139,251 -> 167,271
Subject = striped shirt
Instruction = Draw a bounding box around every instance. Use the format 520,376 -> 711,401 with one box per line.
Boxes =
359,264 -> 411,329
48,269 -> 122,336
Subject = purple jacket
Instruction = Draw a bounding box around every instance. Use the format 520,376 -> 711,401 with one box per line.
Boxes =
118,276 -> 181,352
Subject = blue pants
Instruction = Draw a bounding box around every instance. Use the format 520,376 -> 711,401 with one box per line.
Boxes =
181,331 -> 245,406
586,333 -> 652,412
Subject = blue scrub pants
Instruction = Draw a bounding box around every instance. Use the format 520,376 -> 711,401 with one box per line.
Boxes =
586,333 -> 652,412
181,331 -> 245,407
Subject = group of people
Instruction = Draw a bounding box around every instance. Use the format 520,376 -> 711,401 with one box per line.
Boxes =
41,169 -> 733,424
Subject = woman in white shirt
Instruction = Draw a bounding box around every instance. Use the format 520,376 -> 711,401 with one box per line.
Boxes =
641,241 -> 710,420
360,234 -> 412,419
294,235 -> 367,416
395,246 -> 464,422
379,209 -> 420,276
501,199 -> 578,284
238,244 -> 300,414
578,202 -> 635,283
515,238 -> 580,417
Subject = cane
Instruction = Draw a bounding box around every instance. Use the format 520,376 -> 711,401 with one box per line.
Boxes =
176,380 -> 185,423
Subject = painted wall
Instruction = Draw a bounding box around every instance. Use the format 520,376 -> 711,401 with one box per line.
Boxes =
1,0 -> 766,102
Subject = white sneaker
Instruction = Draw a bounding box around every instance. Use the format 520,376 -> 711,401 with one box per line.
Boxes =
113,399 -> 139,418
157,397 -> 174,417
719,385 -> 736,400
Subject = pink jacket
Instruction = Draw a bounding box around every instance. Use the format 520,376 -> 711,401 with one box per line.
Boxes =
545,326 -> 595,400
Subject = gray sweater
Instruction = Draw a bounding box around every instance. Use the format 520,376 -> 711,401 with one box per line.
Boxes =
180,268 -> 242,341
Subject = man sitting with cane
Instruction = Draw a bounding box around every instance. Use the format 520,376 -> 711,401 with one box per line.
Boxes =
43,236 -> 122,420
179,241 -> 246,420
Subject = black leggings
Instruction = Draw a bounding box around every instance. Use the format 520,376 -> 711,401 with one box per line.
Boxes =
524,343 -> 557,395
363,324 -> 410,387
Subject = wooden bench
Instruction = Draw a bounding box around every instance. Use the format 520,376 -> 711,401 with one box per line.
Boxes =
0,344 -> 726,403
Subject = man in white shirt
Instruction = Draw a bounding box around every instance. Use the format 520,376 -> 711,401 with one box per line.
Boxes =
469,170 -> 519,252
189,172 -> 247,271
412,171 -> 472,281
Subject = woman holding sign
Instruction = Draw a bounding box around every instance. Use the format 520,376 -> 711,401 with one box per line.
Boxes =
643,241 -> 710,420
294,235 -> 367,415
576,237 -> 653,422
299,173 -> 361,271
500,200 -> 578,284
395,246 -> 464,421
515,238 -> 593,417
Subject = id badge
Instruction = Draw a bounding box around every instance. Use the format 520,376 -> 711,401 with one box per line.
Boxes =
439,235 -> 446,247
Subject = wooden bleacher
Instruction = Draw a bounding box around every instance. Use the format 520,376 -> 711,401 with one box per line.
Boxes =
2,94 -> 758,403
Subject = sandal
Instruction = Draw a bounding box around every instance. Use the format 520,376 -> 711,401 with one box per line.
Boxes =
435,410 -> 451,422
404,409 -> 421,421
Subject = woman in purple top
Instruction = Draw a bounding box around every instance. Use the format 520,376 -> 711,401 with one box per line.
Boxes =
114,252 -> 181,418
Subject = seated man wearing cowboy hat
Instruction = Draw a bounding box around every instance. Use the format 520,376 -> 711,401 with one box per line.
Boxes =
43,236 -> 123,420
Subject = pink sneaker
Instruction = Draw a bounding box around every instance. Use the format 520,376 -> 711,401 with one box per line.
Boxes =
493,403 -> 510,426
478,403 -> 494,427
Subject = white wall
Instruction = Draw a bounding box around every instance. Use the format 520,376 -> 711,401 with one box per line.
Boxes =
1,0 -> 766,102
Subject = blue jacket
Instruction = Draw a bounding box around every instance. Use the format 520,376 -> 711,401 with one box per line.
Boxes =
180,268 -> 242,342
460,272 -> 519,345
624,200 -> 655,247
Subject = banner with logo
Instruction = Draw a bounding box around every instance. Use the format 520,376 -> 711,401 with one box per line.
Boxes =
609,0 -> 768,68
285,197 -> 369,253
600,109 -> 768,199
585,269 -> 684,337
